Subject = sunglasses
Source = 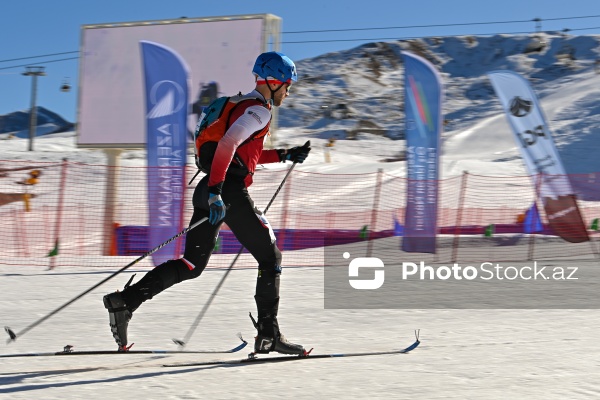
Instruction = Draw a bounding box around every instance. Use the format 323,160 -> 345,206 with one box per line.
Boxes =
258,78 -> 293,94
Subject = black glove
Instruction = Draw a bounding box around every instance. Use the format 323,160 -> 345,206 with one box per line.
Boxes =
284,141 -> 311,164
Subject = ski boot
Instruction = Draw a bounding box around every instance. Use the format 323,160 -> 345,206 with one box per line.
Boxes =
250,313 -> 306,355
103,276 -> 137,351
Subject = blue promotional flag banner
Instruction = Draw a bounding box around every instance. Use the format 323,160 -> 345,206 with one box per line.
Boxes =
140,41 -> 190,264
394,217 -> 404,237
524,203 -> 543,234
401,51 -> 443,253
488,70 -> 589,243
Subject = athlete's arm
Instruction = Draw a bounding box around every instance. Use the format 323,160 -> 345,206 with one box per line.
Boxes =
258,148 -> 282,164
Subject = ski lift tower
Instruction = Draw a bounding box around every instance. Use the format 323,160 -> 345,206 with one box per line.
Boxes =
22,66 -> 46,151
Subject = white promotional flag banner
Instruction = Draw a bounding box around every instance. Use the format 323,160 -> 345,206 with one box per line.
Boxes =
488,70 -> 589,243
487,70 -> 570,196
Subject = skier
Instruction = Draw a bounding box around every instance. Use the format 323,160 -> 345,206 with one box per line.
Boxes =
103,52 -> 311,354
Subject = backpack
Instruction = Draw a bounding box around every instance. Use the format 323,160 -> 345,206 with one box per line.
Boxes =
193,93 -> 270,174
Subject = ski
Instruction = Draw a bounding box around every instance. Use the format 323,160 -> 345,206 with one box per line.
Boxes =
0,339 -> 247,358
163,333 -> 420,368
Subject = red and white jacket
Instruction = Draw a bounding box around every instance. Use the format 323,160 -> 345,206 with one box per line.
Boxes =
208,90 -> 281,191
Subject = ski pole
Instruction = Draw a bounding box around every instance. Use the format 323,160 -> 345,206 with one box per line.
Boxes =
5,216 -> 210,344
173,141 -> 309,348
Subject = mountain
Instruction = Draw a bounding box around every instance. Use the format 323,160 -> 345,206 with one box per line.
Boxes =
0,106 -> 74,138
1,32 -> 599,175
280,32 -> 600,174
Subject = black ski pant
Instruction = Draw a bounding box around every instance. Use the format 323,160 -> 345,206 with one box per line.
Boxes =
124,175 -> 282,319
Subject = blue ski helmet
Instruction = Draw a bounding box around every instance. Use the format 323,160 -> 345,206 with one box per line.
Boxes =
252,52 -> 298,83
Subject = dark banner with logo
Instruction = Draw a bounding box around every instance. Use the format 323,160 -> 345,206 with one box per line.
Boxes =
141,41 -> 189,264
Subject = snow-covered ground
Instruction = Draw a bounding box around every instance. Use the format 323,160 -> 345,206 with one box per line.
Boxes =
1,33 -> 600,399
1,262 -> 599,400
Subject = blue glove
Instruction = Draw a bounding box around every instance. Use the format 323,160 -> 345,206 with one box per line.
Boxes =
285,142 -> 311,164
208,192 -> 226,225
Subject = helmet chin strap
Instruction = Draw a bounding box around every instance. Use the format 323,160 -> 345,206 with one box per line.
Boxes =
267,82 -> 286,104
256,77 -> 286,106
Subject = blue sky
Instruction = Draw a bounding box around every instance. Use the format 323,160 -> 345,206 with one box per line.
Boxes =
2,0 -> 600,122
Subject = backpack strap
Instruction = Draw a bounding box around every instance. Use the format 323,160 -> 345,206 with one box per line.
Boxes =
225,96 -> 272,147
224,94 -> 269,130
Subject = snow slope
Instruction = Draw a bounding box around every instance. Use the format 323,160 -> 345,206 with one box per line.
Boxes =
1,263 -> 599,399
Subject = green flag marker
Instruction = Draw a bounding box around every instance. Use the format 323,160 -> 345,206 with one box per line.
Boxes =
591,218 -> 599,231
359,225 -> 368,240
484,224 -> 495,237
46,240 -> 59,257
214,236 -> 222,252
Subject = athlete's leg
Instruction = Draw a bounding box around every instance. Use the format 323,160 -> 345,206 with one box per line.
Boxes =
120,177 -> 220,310
222,180 -> 304,354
